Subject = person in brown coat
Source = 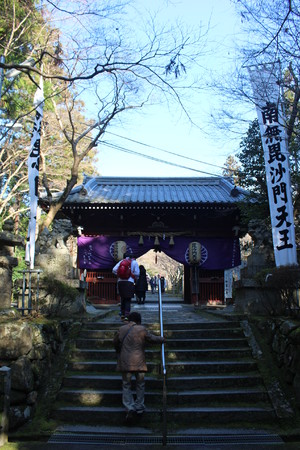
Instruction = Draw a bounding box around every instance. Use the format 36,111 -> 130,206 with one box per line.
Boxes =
113,311 -> 165,424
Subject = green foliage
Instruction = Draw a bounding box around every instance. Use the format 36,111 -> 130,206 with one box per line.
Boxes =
12,247 -> 27,282
238,119 -> 267,198
0,0 -> 41,55
2,75 -> 36,118
42,276 -> 78,303
235,120 -> 270,225
11,246 -> 28,303
38,275 -> 82,317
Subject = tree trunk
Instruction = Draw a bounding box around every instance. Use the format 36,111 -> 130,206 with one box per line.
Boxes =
38,202 -> 64,234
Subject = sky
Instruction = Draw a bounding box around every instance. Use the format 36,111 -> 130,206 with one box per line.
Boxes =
94,0 -> 253,179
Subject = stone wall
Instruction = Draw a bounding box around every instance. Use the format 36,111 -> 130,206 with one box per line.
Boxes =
36,219 -> 78,281
256,319 -> 300,406
22,219 -> 85,317
0,220 -> 85,431
234,249 -> 284,316
0,366 -> 10,445
0,315 -> 77,430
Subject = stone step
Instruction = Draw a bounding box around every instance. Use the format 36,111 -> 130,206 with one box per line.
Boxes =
165,338 -> 249,349
75,337 -> 249,350
81,328 -> 245,339
68,359 -> 258,374
72,347 -> 252,361
57,386 -> 270,406
53,315 -> 277,432
62,374 -> 264,390
75,338 -> 113,349
48,428 -> 285,447
52,405 -> 276,426
73,348 -> 160,361
84,321 -> 242,330
166,348 -> 252,360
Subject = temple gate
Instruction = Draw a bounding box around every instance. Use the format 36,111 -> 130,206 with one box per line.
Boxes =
42,176 -> 248,305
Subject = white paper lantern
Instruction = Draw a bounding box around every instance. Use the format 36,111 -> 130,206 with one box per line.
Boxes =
188,241 -> 202,264
113,240 -> 127,261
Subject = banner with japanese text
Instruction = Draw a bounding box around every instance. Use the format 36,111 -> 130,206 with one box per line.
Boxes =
249,64 -> 297,267
25,76 -> 44,269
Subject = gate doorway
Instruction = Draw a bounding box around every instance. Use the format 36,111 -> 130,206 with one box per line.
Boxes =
83,249 -> 185,305
137,250 -> 184,300
83,253 -> 225,305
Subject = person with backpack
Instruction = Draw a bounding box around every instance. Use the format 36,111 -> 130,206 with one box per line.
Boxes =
113,311 -> 165,424
113,252 -> 140,321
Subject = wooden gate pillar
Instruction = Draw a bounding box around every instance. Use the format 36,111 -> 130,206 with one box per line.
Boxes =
190,265 -> 199,305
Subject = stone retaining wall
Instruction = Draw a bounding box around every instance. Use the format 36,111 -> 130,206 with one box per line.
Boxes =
0,317 -> 73,430
256,318 -> 300,406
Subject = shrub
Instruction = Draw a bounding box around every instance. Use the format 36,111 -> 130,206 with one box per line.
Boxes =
39,276 -> 80,317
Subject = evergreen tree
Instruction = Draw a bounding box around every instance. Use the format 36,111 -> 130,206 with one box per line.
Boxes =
236,119 -> 269,223
238,120 -> 266,197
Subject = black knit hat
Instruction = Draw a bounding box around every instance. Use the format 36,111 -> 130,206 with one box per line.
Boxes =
128,312 -> 141,324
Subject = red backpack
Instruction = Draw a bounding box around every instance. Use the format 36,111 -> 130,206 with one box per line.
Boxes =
117,259 -> 132,279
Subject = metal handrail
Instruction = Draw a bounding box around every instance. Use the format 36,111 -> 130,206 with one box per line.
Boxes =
16,269 -> 42,315
158,279 -> 167,446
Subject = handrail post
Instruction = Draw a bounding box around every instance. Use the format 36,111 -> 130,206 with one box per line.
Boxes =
158,279 -> 167,446
18,269 -> 43,314
21,271 -> 26,316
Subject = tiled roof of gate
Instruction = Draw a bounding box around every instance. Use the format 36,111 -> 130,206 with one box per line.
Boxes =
56,176 -> 248,205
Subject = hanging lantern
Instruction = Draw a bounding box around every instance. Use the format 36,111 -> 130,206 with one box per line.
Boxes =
169,235 -> 175,246
138,235 -> 144,246
113,240 -> 127,261
188,241 -> 202,265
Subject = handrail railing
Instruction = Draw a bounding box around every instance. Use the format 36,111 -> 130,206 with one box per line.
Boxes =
16,269 -> 42,315
158,279 -> 167,446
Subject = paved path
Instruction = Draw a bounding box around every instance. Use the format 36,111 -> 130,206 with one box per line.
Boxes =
96,292 -> 226,326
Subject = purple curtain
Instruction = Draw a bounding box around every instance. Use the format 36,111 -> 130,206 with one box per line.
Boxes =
77,235 -> 241,270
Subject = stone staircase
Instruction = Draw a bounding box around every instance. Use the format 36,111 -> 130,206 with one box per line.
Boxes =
51,311 -> 278,433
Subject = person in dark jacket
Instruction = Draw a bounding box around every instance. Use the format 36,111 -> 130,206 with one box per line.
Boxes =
135,265 -> 148,304
160,275 -> 166,294
113,312 -> 165,424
